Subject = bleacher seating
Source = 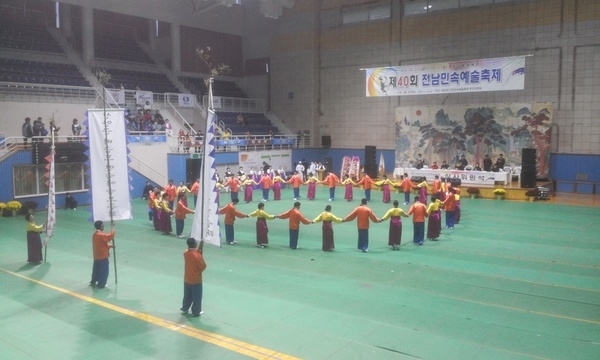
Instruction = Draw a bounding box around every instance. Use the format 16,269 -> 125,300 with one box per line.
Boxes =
94,36 -> 154,64
216,111 -> 279,135
98,68 -> 179,93
0,6 -> 64,54
0,59 -> 90,87
180,77 -> 246,98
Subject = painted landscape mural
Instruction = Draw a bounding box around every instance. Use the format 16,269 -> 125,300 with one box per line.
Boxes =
395,103 -> 552,178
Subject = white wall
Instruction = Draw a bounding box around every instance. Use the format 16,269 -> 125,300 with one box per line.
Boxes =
0,101 -> 92,137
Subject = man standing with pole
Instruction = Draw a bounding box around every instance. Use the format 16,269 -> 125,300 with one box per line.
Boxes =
90,220 -> 115,288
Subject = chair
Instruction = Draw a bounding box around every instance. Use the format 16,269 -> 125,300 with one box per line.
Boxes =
512,166 -> 521,182
502,166 -> 511,174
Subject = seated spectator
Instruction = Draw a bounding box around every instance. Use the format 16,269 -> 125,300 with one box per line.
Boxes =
64,193 -> 77,210
237,113 -> 244,124
143,100 -> 151,111
154,110 -> 164,123
415,153 -> 426,169
473,163 -> 482,171
455,155 -> 468,170
430,161 -> 439,170
440,161 -> 450,170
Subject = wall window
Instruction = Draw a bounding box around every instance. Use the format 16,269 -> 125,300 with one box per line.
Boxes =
13,163 -> 86,197
342,5 -> 391,25
404,0 -> 517,15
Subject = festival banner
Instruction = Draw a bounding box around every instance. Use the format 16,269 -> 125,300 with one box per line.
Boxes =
238,149 -> 292,174
190,110 -> 221,247
136,91 -> 153,106
87,109 -> 132,221
43,144 -> 56,246
178,93 -> 195,107
105,89 -> 125,105
366,56 -> 526,97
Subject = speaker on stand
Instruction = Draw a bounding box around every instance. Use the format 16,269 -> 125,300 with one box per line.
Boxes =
186,158 -> 202,185
364,145 -> 377,178
520,148 -> 537,188
324,157 -> 333,172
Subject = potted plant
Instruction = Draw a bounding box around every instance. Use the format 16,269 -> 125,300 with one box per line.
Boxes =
0,202 -> 6,216
466,187 -> 480,199
6,200 -> 22,216
525,189 -> 538,202
493,188 -> 506,200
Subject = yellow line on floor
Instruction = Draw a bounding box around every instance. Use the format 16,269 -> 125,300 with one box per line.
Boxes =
1,268 -> 301,360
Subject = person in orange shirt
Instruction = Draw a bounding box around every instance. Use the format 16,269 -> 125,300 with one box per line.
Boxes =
407,196 -> 428,245
218,198 -> 249,244
343,198 -> 380,252
322,171 -> 340,201
257,172 -> 273,202
175,193 -> 195,238
90,220 -> 115,289
223,174 -> 241,202
164,179 -> 177,210
190,178 -> 200,207
432,175 -> 442,196
399,173 -> 416,205
356,173 -> 375,202
286,171 -> 303,200
443,187 -> 457,229
278,202 -> 313,249
181,238 -> 207,317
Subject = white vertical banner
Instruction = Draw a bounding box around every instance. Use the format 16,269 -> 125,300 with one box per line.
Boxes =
178,93 -> 195,107
44,145 -> 56,246
212,96 -> 222,109
379,152 -> 385,176
190,110 -> 221,247
87,109 -> 132,221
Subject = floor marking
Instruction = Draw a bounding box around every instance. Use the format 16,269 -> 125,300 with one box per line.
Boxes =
1,268 -> 301,360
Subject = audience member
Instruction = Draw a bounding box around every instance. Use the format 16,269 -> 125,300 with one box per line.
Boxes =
483,154 -> 493,171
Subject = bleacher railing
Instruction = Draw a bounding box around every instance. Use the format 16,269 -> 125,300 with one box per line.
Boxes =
202,95 -> 266,113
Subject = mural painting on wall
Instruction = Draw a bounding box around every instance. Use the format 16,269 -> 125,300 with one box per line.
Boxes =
395,103 -> 552,178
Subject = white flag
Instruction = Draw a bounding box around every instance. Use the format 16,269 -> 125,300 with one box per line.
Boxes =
44,145 -> 56,246
87,109 -> 132,221
379,152 -> 385,177
190,110 -> 221,247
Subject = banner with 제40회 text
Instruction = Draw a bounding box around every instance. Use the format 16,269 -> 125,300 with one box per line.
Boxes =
366,56 -> 526,97
87,109 -> 132,221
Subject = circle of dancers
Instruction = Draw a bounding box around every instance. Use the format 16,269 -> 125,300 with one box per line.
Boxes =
145,169 -> 463,252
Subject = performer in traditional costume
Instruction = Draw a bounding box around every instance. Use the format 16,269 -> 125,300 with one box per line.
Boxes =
272,173 -> 286,200
312,205 -> 343,251
380,200 -> 409,250
25,214 -> 44,263
248,202 -> 276,248
375,175 -> 394,204
426,195 -> 443,241
341,174 -> 357,201
304,172 -> 319,200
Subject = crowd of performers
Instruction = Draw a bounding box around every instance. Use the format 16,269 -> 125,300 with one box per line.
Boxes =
139,168 -> 463,254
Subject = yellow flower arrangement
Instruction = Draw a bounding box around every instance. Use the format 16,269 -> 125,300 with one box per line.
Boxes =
6,201 -> 22,211
0,202 -> 6,210
493,188 -> 506,195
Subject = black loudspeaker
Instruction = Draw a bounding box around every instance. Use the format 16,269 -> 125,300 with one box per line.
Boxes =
321,135 -> 331,148
521,170 -> 537,188
33,142 -> 88,164
364,145 -> 377,178
186,158 -> 202,185
324,157 -> 333,172
522,148 -> 536,171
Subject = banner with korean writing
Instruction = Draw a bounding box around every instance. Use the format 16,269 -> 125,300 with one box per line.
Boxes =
87,109 -> 132,221
366,56 -> 526,97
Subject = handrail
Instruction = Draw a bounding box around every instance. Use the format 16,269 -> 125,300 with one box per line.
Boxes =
129,152 -> 167,185
164,94 -> 197,135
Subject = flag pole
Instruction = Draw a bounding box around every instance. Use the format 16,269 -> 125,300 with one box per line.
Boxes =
101,85 -> 118,284
44,128 -> 56,263
196,77 -> 214,250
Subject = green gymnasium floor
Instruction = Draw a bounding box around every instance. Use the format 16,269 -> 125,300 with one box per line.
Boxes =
1,187 -> 599,360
